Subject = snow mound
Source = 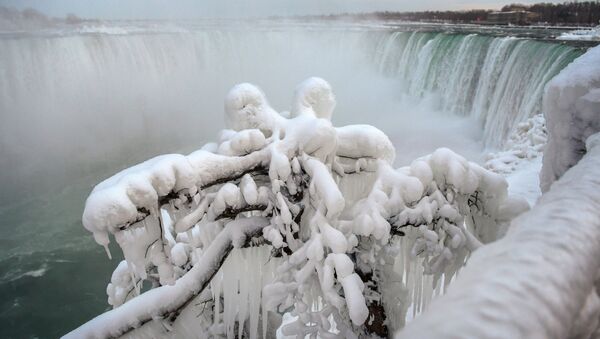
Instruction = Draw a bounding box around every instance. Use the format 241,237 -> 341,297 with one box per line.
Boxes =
485,114 -> 546,174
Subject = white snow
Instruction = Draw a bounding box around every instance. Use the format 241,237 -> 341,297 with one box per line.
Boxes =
218,129 -> 267,156
340,273 -> 369,326
303,157 -> 345,218
210,183 -> 244,217
348,146 -> 521,328
240,174 -> 259,206
485,113 -> 546,205
107,260 -> 136,308
170,243 -> 188,267
336,124 -> 395,164
485,114 -> 546,174
558,26 -> 600,41
318,219 -> 348,254
224,83 -> 284,134
290,77 -> 336,120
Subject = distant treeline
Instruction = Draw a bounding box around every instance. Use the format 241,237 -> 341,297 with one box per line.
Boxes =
306,1 -> 600,26
369,10 -> 490,24
506,2 -> 600,25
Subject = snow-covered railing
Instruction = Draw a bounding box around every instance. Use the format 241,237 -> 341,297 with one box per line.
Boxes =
66,78 -> 520,339
541,45 -> 600,192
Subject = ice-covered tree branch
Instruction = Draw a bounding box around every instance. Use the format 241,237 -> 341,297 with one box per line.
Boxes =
65,216 -> 270,339
68,77 -> 521,339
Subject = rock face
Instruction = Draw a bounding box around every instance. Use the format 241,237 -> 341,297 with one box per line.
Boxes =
541,45 -> 600,192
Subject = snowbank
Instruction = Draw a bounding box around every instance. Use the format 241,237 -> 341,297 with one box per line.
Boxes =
484,114 -> 546,205
541,45 -> 600,191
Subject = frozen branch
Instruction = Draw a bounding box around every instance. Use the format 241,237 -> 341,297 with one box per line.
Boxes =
65,217 -> 270,339
72,77 -> 520,339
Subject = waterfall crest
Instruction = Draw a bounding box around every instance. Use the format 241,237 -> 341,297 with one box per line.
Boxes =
374,31 -> 581,146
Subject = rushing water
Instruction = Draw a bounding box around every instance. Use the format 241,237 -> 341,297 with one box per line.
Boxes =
374,31 -> 580,146
0,21 -> 584,337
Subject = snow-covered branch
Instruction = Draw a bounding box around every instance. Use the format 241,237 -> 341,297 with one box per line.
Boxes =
65,216 -> 270,339
70,77 -> 520,338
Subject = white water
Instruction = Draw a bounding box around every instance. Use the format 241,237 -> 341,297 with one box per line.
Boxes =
374,31 -> 580,146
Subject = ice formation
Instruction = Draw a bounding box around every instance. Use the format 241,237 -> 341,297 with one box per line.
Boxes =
68,78 -> 519,338
541,45 -> 600,192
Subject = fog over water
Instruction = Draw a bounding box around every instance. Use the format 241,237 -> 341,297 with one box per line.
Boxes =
0,13 -> 582,338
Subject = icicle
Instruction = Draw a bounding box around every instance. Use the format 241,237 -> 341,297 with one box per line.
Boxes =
423,275 -> 433,311
210,246 -> 279,339
415,261 -> 422,314
103,244 -> 112,260
211,270 -> 223,327
248,247 -> 262,339
262,294 -> 268,339
223,250 -> 237,338
238,250 -> 249,339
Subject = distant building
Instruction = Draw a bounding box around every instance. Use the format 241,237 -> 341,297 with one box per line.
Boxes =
503,4 -> 529,12
485,11 -> 538,25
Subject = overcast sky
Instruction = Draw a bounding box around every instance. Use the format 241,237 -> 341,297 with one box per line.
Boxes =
1,0 -> 562,19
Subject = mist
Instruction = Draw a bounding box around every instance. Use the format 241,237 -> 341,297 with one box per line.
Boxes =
0,24 -> 484,210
